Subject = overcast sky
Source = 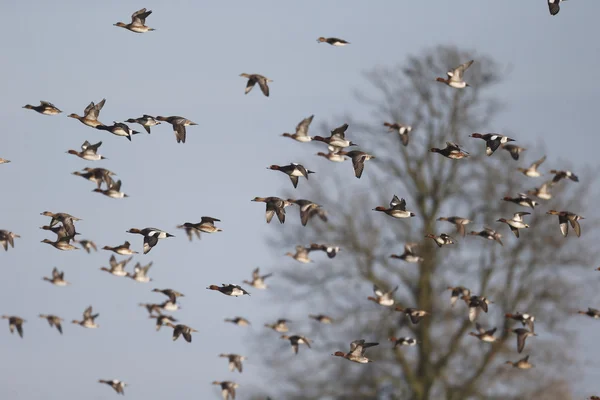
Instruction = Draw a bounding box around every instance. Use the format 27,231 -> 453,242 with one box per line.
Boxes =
1,1 -> 599,399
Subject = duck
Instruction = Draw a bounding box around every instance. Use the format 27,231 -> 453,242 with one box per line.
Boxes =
40,224 -> 79,242
548,0 -> 565,15
102,241 -> 138,255
239,73 -> 272,97
468,323 -> 498,342
243,267 -> 273,289
373,195 -> 416,219
39,314 -> 64,334
285,245 -> 314,263
317,37 -> 350,46
505,355 -> 534,369
367,284 -> 398,307
66,140 -> 106,161
155,116 -> 198,143
68,99 -> 106,128
501,143 -> 526,160
502,193 -> 538,209
212,381 -> 239,400
125,115 -> 161,133
313,123 -> 357,150
41,211 -> 81,237
251,197 -> 292,224
267,163 -> 315,188
527,181 -> 553,200
265,319 -> 291,333
152,288 -> 185,303
383,122 -> 413,146
100,255 -> 133,277
165,322 -> 197,342
430,142 -> 470,159
497,212 -> 530,238
219,354 -> 247,373
96,121 -> 139,141
507,328 -> 537,353
72,306 -> 99,328
447,286 -> 471,307
395,307 -> 429,324
390,243 -> 423,263
2,315 -> 25,338
309,314 -> 334,324
41,237 -> 79,251
72,167 -> 116,189
139,303 -> 162,315
43,267 -> 70,286
577,308 -> 600,319
127,261 -> 153,283
389,337 -> 419,348
93,180 -> 129,199
0,230 -> 20,251
517,155 -> 546,177
287,199 -> 326,226
114,8 -> 155,33
308,243 -> 340,259
437,216 -> 471,237
425,233 -> 456,247
207,284 -> 250,297
0,158 -> 10,164
436,60 -> 474,88
332,339 -> 378,363
23,100 -> 62,115
463,295 -> 492,322
177,217 -> 222,241
76,239 -> 96,254
157,300 -> 182,313
282,115 -> 314,142
469,133 -> 515,156
280,334 -> 312,354
316,148 -> 347,162
150,314 -> 177,331
224,317 -> 251,327
546,210 -> 584,237
550,169 -> 579,184
126,227 -> 174,254
338,150 -> 375,178
505,312 -> 535,332
98,379 -> 127,395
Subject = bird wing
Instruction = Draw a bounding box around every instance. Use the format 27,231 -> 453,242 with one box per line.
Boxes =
296,115 -> 314,136
548,0 -> 560,15
132,8 -> 152,26
257,77 -> 270,97
451,60 -> 474,79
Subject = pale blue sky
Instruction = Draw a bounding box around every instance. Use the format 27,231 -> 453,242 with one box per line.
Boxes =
1,1 -> 599,399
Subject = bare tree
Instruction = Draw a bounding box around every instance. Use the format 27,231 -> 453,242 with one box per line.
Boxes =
253,45 -> 595,400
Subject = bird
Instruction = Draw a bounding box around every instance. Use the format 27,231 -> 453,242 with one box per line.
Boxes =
367,284 -> 398,307
389,337 -> 419,348
437,216 -> 471,237
96,122 -> 140,141
496,212 -> 530,238
102,241 -> 138,255
505,355 -> 534,369
42,267 -> 70,286
282,115 -> 314,142
309,314 -> 334,324
251,197 -> 292,224
548,0 -> 565,16
317,37 -> 350,46
67,99 -> 106,128
100,255 -> 133,277
469,133 -> 515,156
264,319 -> 292,333
72,306 -> 99,328
98,379 -> 127,395
155,116 -> 198,143
114,8 -> 155,33
527,181 -> 553,200
546,210 -> 584,237
332,339 -> 379,363
243,267 -> 273,289
224,317 -> 251,327
152,288 -> 185,303
240,73 -> 272,97
177,217 -> 222,241
41,237 -> 79,251
447,286 -> 471,307
463,295 -> 492,322
549,169 -> 579,184
285,245 -> 315,263
280,334 -> 312,354
267,163 -> 315,188
126,228 -> 174,254
212,381 -> 239,400
468,323 -> 497,343
505,312 -> 535,332
2,315 -> 25,338
395,307 -> 429,324
430,142 -> 470,159
40,211 -> 80,238
219,354 -> 247,373
373,195 -> 416,219
436,60 -> 474,88
165,322 -> 197,342
383,122 -> 413,146
390,243 -> 423,263
38,314 -> 64,334
468,228 -> 503,245
286,199 -> 326,226
339,150 -> 375,178
149,314 -> 177,331
207,284 -> 250,297
507,328 -> 537,353
0,230 -> 20,251
313,123 -> 357,150
72,167 -> 116,189
93,180 -> 129,199
425,233 -> 456,247
502,193 -> 538,209
517,155 -> 546,177
127,261 -> 153,283
66,140 -> 106,161
501,143 -> 526,160
308,243 -> 340,259
23,100 -> 62,115
577,308 -> 600,319
125,115 -> 161,133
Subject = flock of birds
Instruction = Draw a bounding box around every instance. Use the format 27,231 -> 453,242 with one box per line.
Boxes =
2,2 -> 594,400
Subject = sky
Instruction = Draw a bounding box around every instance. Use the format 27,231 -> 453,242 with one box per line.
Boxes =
0,1 -> 599,399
